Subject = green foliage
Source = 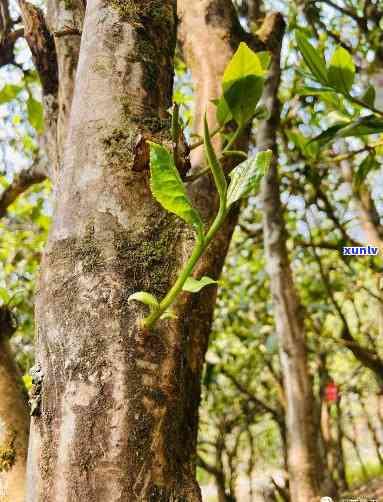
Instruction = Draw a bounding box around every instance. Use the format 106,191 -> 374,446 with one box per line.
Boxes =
128,292 -> 160,312
130,43 -> 272,329
328,47 -> 355,94
134,136 -> 270,328
221,42 -> 269,127
224,76 -> 264,127
203,115 -> 227,205
222,43 -> 269,83
215,97 -> 233,126
0,181 -> 51,373
362,85 -> 376,108
337,115 -> 383,137
226,150 -> 272,207
296,33 -> 383,146
295,31 -> 328,85
182,276 -> 218,293
353,154 -> 379,189
0,84 -> 22,104
27,96 -> 44,134
148,141 -> 204,235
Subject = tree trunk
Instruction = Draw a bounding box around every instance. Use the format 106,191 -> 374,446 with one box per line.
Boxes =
26,1 -> 204,499
335,399 -> 348,491
0,331 -> 29,502
177,3 -> 285,473
258,21 -> 321,502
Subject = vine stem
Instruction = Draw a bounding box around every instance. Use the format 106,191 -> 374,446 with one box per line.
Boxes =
142,203 -> 227,330
185,126 -> 243,183
222,126 -> 243,154
142,120 -> 233,329
142,232 -> 205,328
189,124 -> 223,150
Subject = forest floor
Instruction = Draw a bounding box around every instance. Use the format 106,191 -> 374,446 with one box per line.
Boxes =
201,476 -> 383,501
344,477 -> 383,500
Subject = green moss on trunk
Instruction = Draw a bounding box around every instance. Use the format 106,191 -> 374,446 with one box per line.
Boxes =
0,430 -> 17,472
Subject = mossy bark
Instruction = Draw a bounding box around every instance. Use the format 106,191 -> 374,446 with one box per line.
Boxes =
26,1 -> 205,500
26,0 -> 287,500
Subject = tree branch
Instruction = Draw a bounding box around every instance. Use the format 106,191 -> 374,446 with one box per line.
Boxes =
311,242 -> 383,383
0,0 -> 24,67
0,159 -> 47,219
315,0 -> 367,30
222,368 -> 283,425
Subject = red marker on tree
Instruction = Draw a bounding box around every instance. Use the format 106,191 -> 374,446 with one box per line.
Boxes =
325,382 -> 338,403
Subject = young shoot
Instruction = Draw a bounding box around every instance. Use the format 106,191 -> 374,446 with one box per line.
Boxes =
128,42 -> 273,330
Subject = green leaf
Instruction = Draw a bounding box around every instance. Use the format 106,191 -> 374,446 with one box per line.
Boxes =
222,150 -> 247,159
221,42 -> 268,127
223,75 -> 264,127
285,130 -> 319,158
148,142 -> 204,234
253,104 -> 269,120
22,374 -> 33,391
226,150 -> 272,207
204,115 -> 227,203
354,154 -> 379,189
215,97 -> 233,126
310,116 -> 383,146
298,85 -> 339,96
223,43 -> 269,87
298,86 -> 349,114
337,115 -> 383,138
128,292 -> 160,312
361,85 -> 376,108
257,52 -> 272,72
22,135 -> 37,153
27,96 -> 44,133
309,122 -> 348,145
182,276 -> 218,293
160,309 -> 177,320
0,84 -> 22,105
328,47 -> 355,94
295,31 -> 328,85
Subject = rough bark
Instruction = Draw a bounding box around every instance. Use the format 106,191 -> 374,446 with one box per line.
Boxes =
317,354 -> 339,496
0,0 -> 24,67
25,1 -> 286,500
0,308 -> 30,502
46,0 -> 84,177
26,0 -> 206,499
177,6 -> 285,474
18,0 -> 60,180
335,400 -> 347,491
258,20 -> 321,502
18,0 -> 84,179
